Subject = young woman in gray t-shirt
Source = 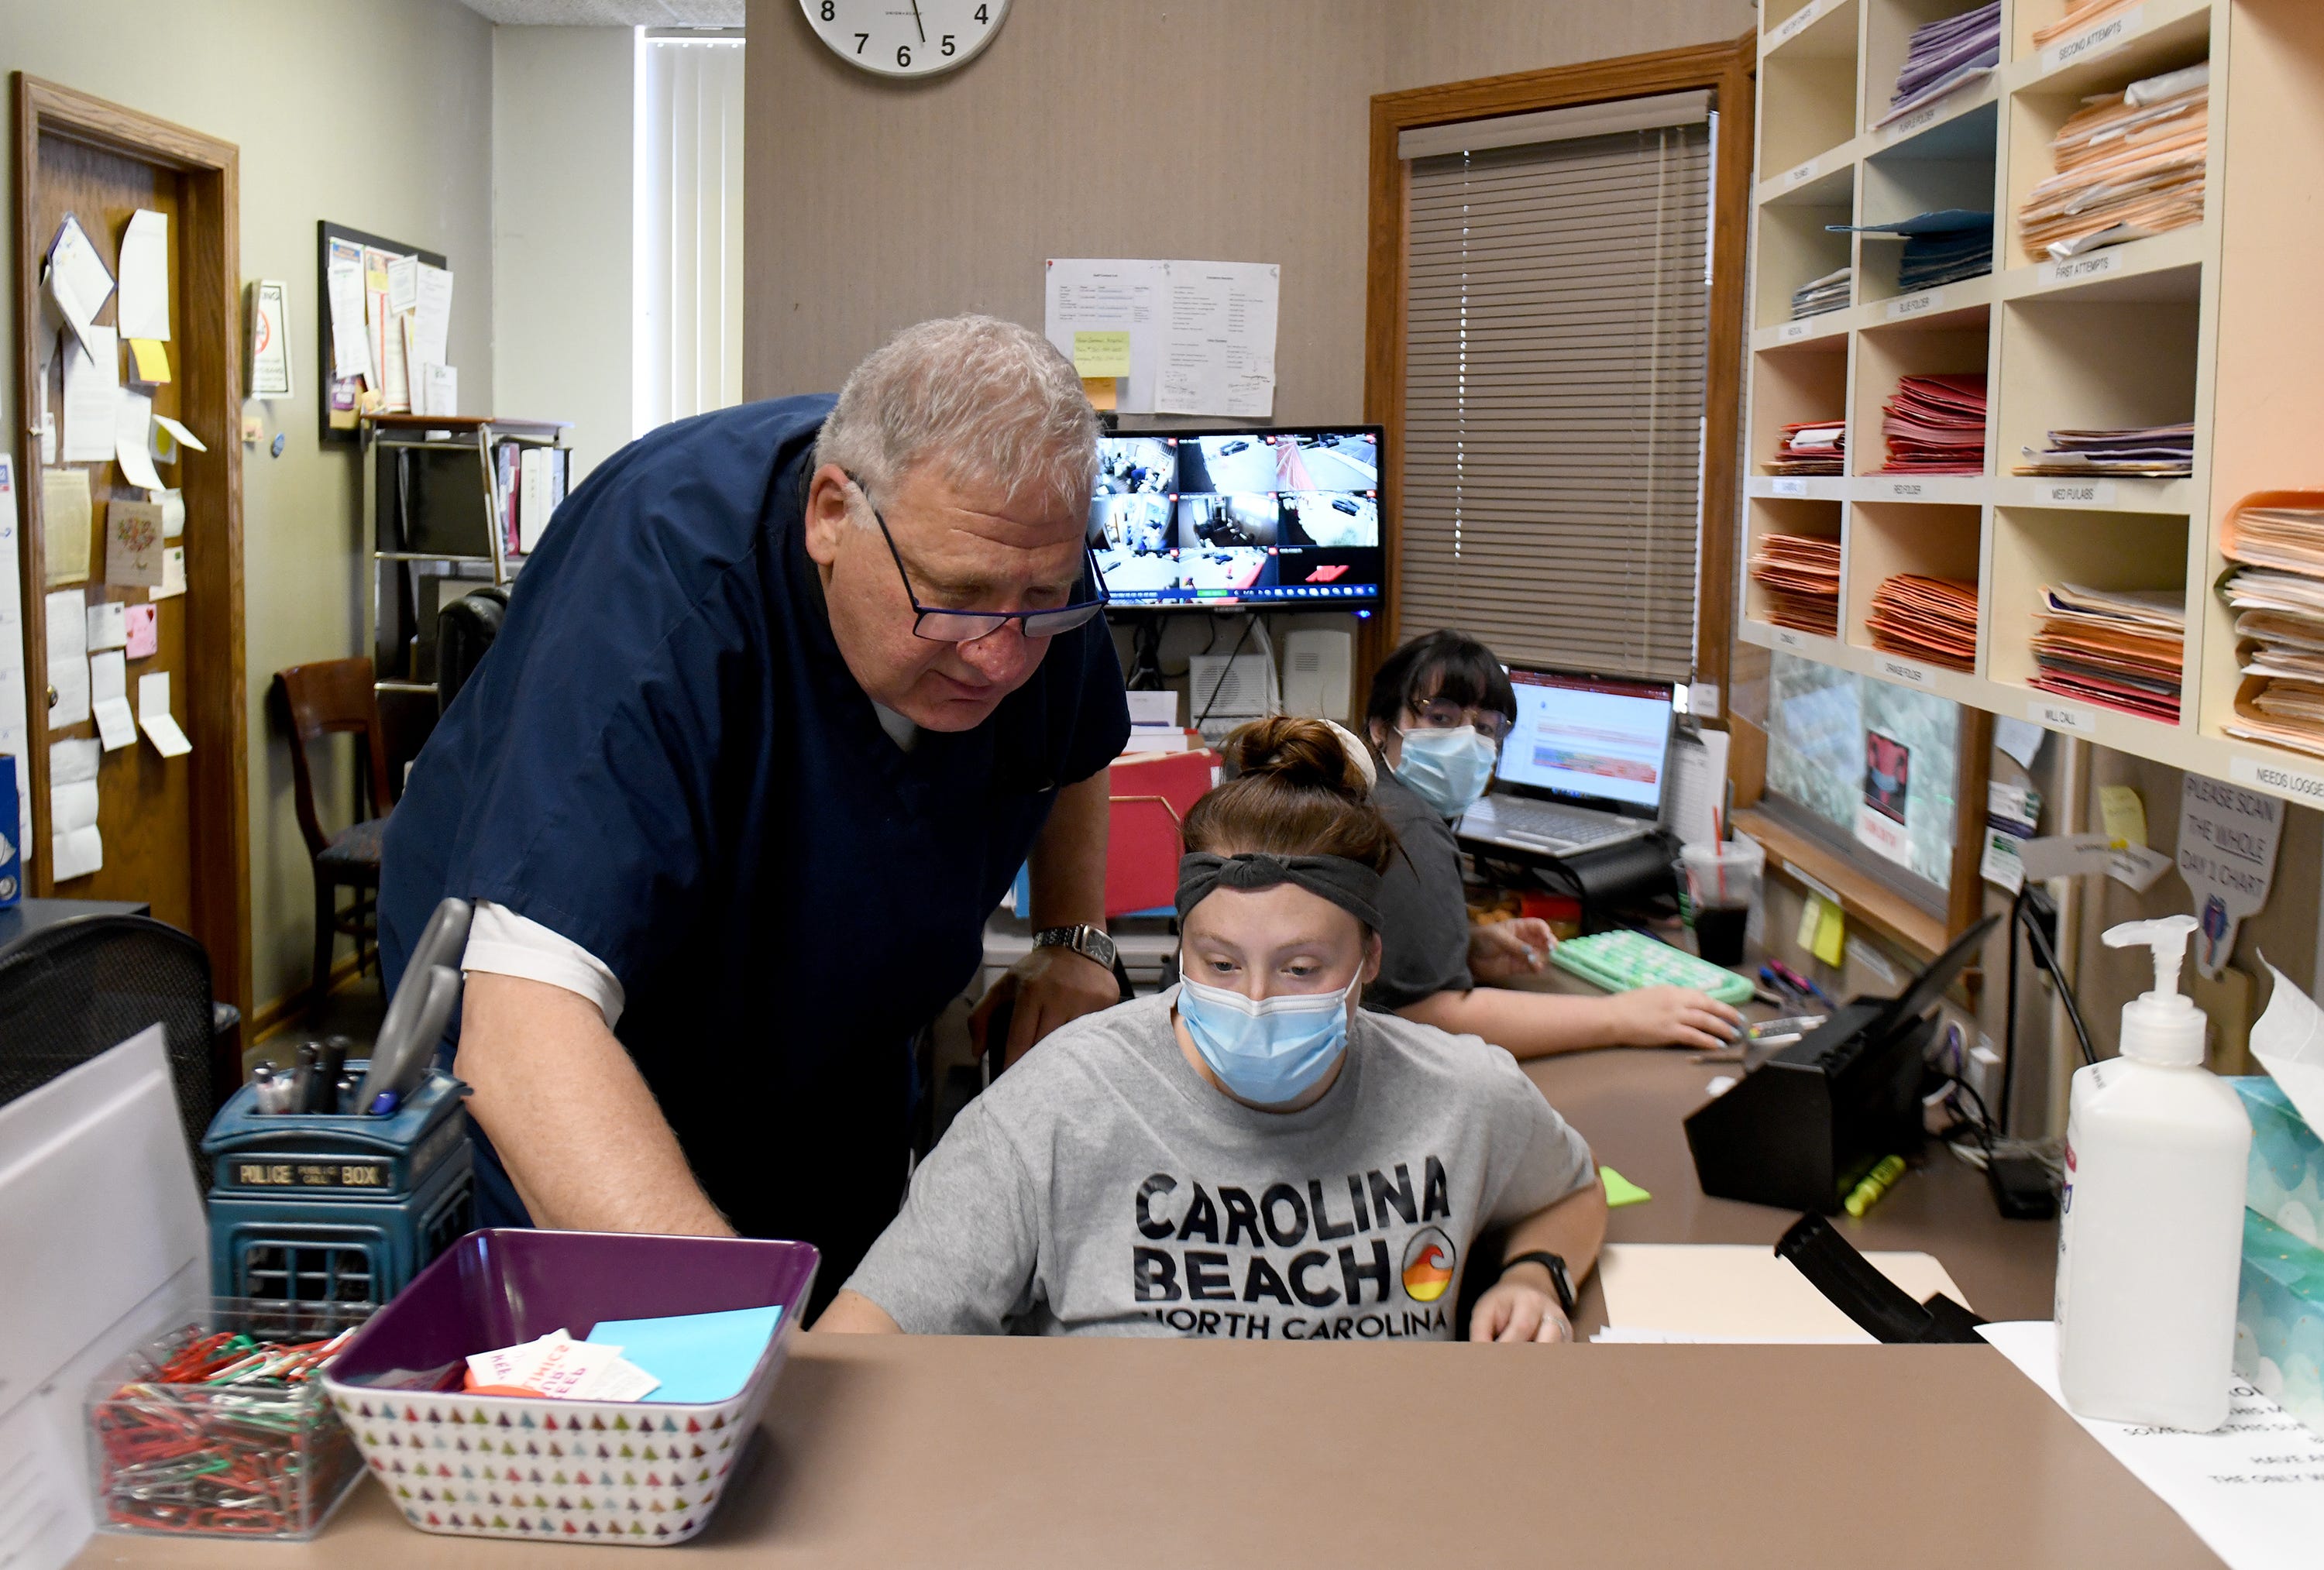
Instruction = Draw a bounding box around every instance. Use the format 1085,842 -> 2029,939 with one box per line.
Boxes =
819,717 -> 1607,1343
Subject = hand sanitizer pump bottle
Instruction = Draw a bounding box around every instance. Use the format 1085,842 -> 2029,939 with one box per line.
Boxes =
2054,915 -> 2250,1431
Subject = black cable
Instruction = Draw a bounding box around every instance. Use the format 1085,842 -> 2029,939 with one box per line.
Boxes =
2020,902 -> 2098,1067
1191,613 -> 1258,731
2000,884 -> 2024,1135
1942,1070 -> 1997,1156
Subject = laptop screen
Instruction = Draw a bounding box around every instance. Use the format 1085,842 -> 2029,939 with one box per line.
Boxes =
1494,668 -> 1676,813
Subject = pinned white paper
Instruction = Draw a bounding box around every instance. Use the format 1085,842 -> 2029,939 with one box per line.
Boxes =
49,736 -> 99,785
50,823 -> 101,881
1993,716 -> 2047,771
45,215 -> 115,362
49,736 -> 101,881
115,210 -> 170,342
85,601 -> 127,651
151,414 -> 206,455
156,489 -> 184,540
90,651 -> 136,751
2252,960 -> 2324,1145
2016,833 -> 2115,881
136,671 -> 190,758
115,390 -> 164,492
150,546 -> 186,601
2178,776 -> 2284,979
62,325 -> 120,466
43,587 -> 90,727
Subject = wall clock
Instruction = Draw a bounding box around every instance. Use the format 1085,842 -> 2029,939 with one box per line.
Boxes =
799,0 -> 1011,78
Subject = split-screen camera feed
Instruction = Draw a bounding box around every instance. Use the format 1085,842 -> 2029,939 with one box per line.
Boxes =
1086,428 -> 1384,609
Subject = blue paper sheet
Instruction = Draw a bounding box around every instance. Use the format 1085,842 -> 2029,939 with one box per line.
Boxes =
585,1305 -> 782,1404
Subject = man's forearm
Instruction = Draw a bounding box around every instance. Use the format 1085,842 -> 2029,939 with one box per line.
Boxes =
1395,987 -> 1625,1058
1026,771 -> 1109,928
456,972 -> 733,1236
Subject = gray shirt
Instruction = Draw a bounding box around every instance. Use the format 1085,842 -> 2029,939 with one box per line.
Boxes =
1366,770 -> 1477,1010
844,991 -> 1593,1342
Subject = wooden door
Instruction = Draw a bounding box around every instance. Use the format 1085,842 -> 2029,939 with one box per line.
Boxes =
11,77 -> 249,1029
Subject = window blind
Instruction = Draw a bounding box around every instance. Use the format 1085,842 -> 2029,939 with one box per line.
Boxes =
1400,117 -> 1713,681
635,30 -> 744,436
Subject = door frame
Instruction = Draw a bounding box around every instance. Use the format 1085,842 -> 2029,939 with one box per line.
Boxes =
1362,33 -> 1758,714
12,74 -> 250,1025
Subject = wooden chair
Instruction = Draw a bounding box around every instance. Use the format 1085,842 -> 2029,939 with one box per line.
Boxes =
273,659 -> 394,1012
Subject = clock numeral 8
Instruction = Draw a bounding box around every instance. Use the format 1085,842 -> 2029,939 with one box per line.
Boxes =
896,43 -> 911,67
819,0 -> 832,15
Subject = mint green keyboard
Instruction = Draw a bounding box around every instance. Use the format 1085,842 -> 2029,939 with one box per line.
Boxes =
1550,929 -> 1754,1005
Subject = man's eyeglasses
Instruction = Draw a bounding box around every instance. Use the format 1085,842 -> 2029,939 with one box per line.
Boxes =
847,473 -> 1110,644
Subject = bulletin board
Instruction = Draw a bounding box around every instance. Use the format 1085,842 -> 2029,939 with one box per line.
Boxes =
315,221 -> 449,448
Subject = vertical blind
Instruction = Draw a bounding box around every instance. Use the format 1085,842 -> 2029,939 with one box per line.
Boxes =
1400,112 -> 1713,681
635,31 -> 745,436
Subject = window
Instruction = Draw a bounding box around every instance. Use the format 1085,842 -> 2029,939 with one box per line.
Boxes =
634,29 -> 744,436
1398,94 -> 1716,682
1764,651 -> 1961,900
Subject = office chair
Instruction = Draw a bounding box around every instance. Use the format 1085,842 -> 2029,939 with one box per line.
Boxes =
438,585 -> 510,713
0,913 -> 222,1163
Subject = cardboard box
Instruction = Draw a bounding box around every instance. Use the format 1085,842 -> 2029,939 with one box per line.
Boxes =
2232,1077 -> 2324,1245
2236,1209 -> 2324,1440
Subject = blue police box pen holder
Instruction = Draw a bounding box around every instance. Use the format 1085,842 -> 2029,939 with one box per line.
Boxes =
202,1065 -> 474,1304
0,754 -> 20,906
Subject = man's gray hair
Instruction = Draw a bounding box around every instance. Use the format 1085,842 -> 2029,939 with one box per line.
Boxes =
814,314 -> 1098,523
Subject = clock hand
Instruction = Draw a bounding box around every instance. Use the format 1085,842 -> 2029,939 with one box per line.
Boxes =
909,0 -> 925,41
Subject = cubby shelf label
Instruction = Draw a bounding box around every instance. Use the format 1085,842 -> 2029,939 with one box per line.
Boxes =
2037,250 -> 2121,288
2038,481 -> 2117,505
1773,627 -> 1806,650
1780,321 -> 1812,341
1886,289 -> 1946,321
1871,479 -> 1927,499
1769,0 -> 1825,47
1769,477 -> 1807,496
1783,157 -> 1820,187
2041,5 -> 2144,74
1882,104 -> 1946,143
2029,698 -> 2098,735
2230,755 -> 2324,805
1879,657 -> 1930,686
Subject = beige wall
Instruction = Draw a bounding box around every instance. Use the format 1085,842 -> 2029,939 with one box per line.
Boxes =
2,0 -> 496,1014
742,0 -> 1756,413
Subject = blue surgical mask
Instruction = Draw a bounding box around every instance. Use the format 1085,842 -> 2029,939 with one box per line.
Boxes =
1176,968 -> 1360,1107
1394,726 -> 1500,816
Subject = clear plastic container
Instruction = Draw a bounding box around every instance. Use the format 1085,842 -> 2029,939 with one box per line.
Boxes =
88,1298 -> 371,1541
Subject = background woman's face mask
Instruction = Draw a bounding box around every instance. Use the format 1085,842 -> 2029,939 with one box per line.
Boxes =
1393,725 -> 1500,816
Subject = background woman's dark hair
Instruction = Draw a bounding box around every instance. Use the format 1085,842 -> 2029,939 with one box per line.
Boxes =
1181,716 -> 1395,875
1364,629 -> 1518,735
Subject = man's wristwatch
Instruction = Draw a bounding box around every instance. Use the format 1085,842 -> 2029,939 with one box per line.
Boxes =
1034,924 -> 1117,971
1499,1250 -> 1576,1317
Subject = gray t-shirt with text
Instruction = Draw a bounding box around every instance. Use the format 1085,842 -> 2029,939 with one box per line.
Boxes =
844,991 -> 1593,1342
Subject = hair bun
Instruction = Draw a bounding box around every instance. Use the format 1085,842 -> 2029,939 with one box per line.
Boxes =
1219,716 -> 1370,799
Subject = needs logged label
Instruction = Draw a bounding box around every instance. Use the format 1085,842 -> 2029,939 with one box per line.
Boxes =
2038,249 -> 2122,288
2041,5 -> 2144,74
2231,754 -> 2324,805
2029,697 -> 2098,735
1886,289 -> 1946,320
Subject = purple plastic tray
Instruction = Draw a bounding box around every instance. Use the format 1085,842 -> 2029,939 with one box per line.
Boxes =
321,1229 -> 818,1545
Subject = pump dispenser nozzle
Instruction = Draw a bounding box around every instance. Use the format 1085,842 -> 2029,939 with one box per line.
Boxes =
2101,915 -> 2205,1064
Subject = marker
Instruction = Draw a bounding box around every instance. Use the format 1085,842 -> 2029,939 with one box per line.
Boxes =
1844,1154 -> 1910,1218
288,1043 -> 319,1115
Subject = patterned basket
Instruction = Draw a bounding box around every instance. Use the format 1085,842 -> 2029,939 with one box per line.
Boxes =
321,1229 -> 817,1545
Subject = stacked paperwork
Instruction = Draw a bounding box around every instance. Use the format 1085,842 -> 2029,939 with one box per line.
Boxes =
2221,503 -> 2324,757
1769,420 -> 1844,476
1832,210 -> 1992,290
2019,64 -> 2208,262
1879,373 -> 1986,473
2014,422 -> 2193,478
1876,2 -> 2000,126
1749,534 -> 1841,635
1868,574 -> 1978,670
2028,582 -> 2185,723
1791,266 -> 1851,321
2030,0 -> 2141,46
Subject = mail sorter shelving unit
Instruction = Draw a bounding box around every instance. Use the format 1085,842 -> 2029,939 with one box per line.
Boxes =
1738,0 -> 2324,809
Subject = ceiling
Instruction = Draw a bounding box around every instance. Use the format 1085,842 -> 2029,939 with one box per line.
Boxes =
454,0 -> 742,24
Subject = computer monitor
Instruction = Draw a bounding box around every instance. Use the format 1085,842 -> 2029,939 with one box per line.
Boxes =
1088,425 -> 1384,610
1490,666 -> 1677,819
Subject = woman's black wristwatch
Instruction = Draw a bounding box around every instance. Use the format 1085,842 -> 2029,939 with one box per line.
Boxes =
1499,1251 -> 1576,1317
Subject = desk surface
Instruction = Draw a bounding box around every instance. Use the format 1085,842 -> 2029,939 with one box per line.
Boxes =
0,897 -> 150,950
70,1335 -> 2218,1570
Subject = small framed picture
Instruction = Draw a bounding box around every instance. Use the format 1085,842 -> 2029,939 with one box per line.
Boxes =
247,279 -> 293,400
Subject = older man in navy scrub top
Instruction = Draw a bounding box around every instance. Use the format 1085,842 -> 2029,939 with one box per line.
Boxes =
380,317 -> 1131,1304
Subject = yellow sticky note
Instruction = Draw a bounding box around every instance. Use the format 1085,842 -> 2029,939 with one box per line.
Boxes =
1811,896 -> 1846,967
1600,1166 -> 1652,1207
1072,330 -> 1132,379
2099,785 -> 2147,850
1796,895 -> 1820,953
1081,375 -> 1119,412
126,338 -> 171,384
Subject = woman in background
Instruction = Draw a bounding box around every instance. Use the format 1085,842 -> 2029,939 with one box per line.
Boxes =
1363,630 -> 1741,1057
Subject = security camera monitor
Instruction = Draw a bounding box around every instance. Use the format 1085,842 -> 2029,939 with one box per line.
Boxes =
1091,424 -> 1383,610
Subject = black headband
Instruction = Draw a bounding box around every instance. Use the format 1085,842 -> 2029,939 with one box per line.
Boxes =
1175,852 -> 1384,931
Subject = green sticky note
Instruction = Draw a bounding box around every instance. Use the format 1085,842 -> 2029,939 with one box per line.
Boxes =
1072,329 -> 1132,378
1600,1165 -> 1652,1207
